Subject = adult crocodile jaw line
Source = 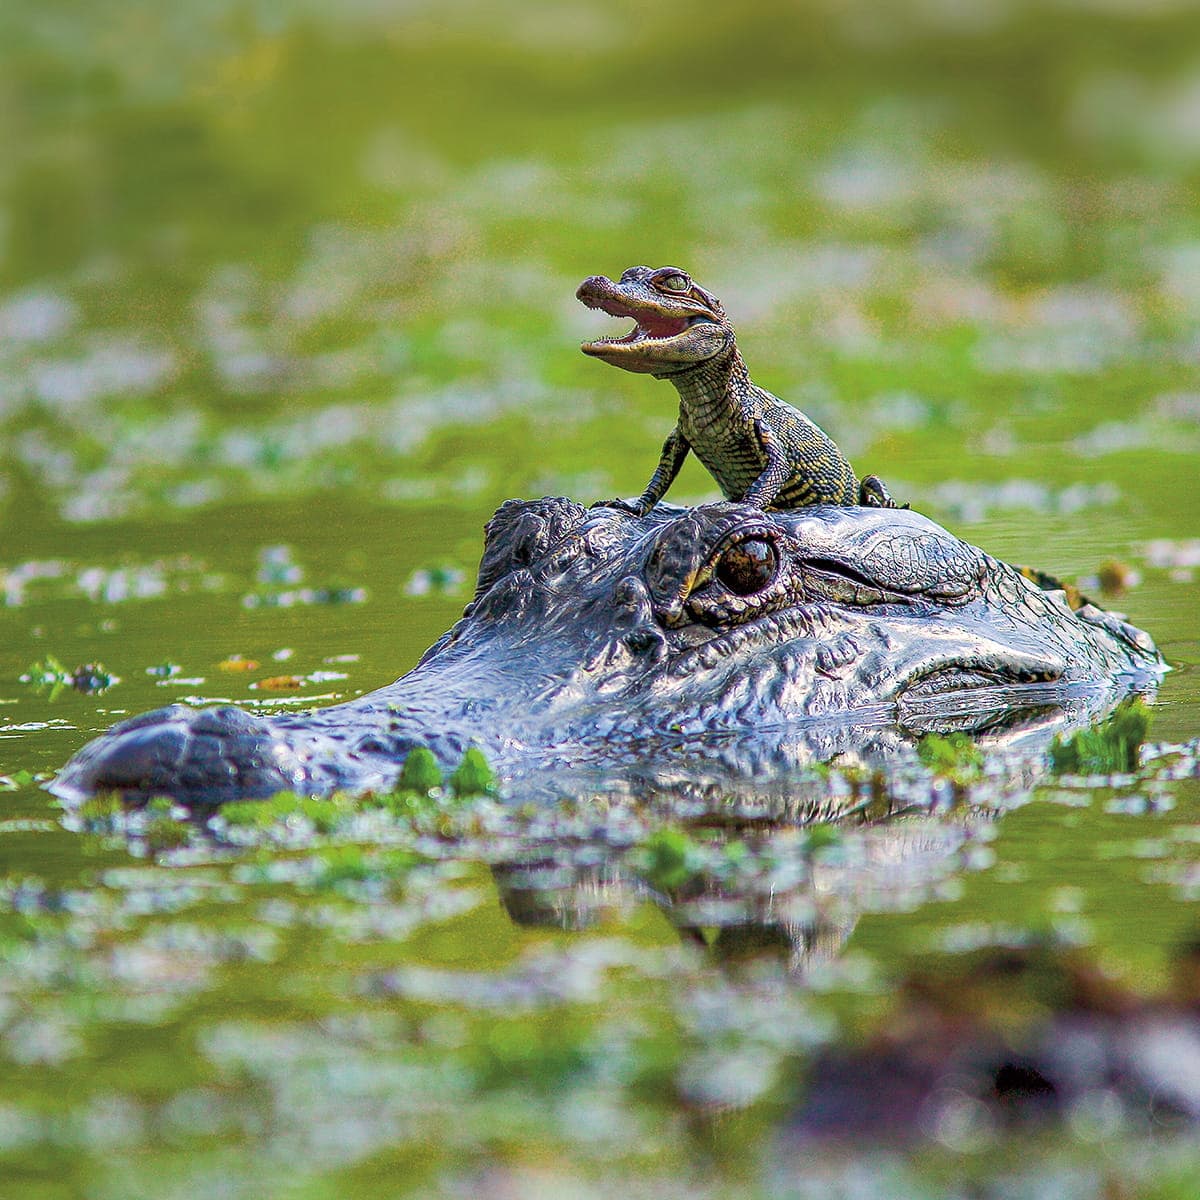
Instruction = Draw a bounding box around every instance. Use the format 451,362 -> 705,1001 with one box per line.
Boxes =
666,607 -> 1061,694
665,605 -> 833,675
901,659 -> 1061,696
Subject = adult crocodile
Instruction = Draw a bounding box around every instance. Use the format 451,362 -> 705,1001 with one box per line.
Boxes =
52,497 -> 1163,805
577,265 -> 895,510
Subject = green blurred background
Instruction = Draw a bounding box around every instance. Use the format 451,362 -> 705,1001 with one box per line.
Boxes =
4,0 -> 1200,535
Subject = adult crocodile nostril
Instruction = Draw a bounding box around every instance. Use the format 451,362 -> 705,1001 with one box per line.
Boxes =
64,722 -> 190,800
52,704 -> 302,805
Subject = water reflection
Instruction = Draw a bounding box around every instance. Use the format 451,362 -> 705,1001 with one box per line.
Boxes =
495,856 -> 863,979
490,691 -> 1157,973
491,787 -> 1200,1152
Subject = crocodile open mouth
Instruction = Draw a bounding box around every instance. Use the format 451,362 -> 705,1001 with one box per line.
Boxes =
580,298 -> 699,350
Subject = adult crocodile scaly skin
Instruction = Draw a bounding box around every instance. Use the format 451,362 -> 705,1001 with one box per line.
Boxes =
577,265 -> 894,511
53,498 -> 1163,805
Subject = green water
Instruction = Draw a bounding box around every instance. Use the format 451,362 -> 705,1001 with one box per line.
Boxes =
3,2 -> 1200,1195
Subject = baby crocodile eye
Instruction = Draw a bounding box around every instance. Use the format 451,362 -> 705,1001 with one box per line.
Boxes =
715,538 -> 777,595
656,273 -> 690,293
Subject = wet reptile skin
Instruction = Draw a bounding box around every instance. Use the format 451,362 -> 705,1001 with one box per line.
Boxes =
577,265 -> 883,512
53,498 -> 1162,805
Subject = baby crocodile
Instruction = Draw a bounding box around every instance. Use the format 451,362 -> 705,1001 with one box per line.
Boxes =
578,265 -> 894,513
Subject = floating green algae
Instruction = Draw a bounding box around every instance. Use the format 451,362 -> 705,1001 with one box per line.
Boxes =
448,747 -> 497,798
918,731 -> 986,780
637,827 -> 707,893
1050,698 -> 1153,775
220,790 -> 360,834
21,655 -> 117,699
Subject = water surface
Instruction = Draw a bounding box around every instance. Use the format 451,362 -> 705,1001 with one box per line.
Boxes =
2,2 -> 1200,1196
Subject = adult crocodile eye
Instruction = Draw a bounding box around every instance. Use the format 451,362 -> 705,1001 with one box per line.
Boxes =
715,538 -> 777,595
656,273 -> 690,293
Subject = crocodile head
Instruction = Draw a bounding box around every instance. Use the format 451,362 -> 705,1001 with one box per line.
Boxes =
576,264 -> 733,375
451,498 -> 1159,738
52,498 -> 1163,805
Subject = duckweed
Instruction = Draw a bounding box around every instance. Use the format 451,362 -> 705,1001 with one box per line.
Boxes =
918,732 -> 986,778
638,828 -> 707,892
219,790 -> 357,834
21,655 -> 116,698
449,747 -> 497,798
396,746 -> 442,796
802,822 -> 843,857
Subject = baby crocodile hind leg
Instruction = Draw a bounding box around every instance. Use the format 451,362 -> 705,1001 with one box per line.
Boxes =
858,474 -> 908,509
739,418 -> 793,509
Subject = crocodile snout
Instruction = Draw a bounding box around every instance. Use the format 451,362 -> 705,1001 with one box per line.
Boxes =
575,275 -> 610,304
51,704 -> 304,805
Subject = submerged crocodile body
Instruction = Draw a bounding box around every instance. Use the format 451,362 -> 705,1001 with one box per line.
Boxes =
54,497 -> 1163,805
577,265 -> 894,511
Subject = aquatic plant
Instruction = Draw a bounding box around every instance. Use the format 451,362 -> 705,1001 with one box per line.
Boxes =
1049,698 -> 1152,775
918,731 -> 985,779
219,790 -> 356,833
21,655 -> 116,698
397,745 -> 442,795
448,747 -> 496,798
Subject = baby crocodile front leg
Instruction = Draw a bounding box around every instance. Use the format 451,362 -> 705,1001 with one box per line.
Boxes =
739,418 -> 793,508
604,440 -> 903,514
601,427 -> 691,516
